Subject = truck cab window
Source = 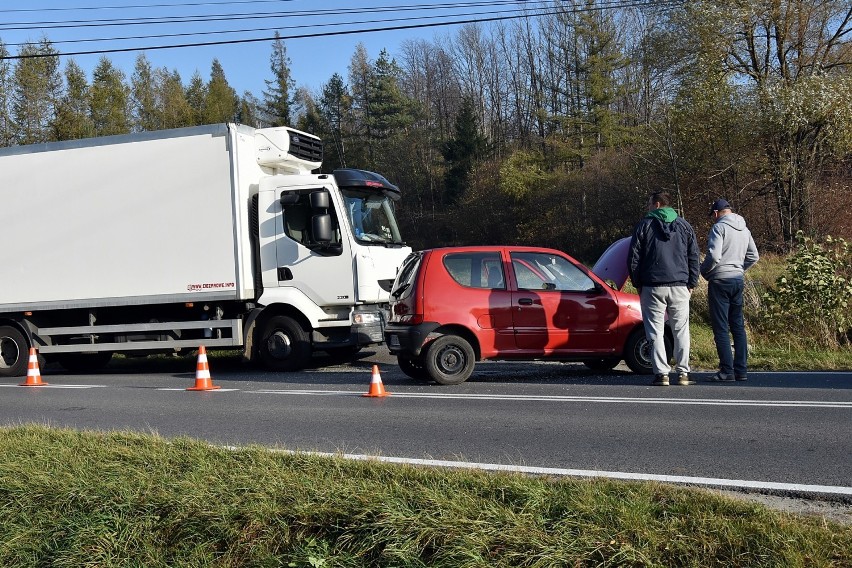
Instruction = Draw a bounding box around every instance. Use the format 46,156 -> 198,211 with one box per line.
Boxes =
282,191 -> 340,247
342,189 -> 404,245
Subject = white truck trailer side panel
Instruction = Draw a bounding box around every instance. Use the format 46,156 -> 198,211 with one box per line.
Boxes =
0,125 -> 246,309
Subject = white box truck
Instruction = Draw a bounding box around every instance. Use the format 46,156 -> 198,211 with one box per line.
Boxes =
0,123 -> 411,377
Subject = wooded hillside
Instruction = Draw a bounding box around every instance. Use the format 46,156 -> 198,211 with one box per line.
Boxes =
2,0 -> 850,261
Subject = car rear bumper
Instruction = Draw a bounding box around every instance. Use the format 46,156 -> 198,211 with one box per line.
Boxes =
384,322 -> 441,356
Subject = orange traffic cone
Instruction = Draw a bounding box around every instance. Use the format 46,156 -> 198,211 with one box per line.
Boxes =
362,364 -> 389,397
19,347 -> 48,387
187,346 -> 220,391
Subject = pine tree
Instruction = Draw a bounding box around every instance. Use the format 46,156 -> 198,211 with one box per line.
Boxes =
319,73 -> 352,168
185,71 -> 206,126
237,91 -> 260,127
0,40 -> 12,147
203,59 -> 237,124
262,33 -> 293,127
157,69 -> 194,129
131,54 -> 158,132
90,56 -> 130,136
53,59 -> 93,141
347,44 -> 374,165
442,96 -> 487,204
293,86 -> 322,138
11,39 -> 61,145
369,49 -> 415,141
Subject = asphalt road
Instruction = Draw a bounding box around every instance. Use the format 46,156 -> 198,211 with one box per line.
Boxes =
2,347 -> 851,499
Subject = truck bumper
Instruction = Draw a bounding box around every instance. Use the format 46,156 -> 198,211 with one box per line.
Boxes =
384,322 -> 441,356
353,321 -> 385,346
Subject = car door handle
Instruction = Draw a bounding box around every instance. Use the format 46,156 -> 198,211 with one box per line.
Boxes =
518,298 -> 534,305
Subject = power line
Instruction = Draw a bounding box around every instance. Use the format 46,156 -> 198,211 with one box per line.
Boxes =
0,1 -> 530,30
0,6 -> 544,48
0,1 -> 682,61
0,0 -> 302,13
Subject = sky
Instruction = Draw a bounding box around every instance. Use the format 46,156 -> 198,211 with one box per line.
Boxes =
0,0 -> 535,98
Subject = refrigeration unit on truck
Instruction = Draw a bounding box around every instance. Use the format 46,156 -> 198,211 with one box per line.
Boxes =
0,123 -> 411,377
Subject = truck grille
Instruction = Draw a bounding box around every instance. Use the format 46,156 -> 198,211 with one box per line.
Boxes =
288,131 -> 323,163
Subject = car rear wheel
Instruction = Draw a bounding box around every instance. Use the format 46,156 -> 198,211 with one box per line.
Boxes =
424,334 -> 475,385
397,354 -> 429,381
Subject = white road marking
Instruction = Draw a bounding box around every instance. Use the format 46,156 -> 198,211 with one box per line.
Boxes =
0,384 -> 106,389
248,389 -> 852,408
156,388 -> 240,392
220,445 -> 852,498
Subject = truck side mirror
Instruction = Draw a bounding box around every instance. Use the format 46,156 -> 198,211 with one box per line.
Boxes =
310,190 -> 329,210
312,214 -> 332,243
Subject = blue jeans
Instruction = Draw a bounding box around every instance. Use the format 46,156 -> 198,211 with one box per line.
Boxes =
707,277 -> 747,377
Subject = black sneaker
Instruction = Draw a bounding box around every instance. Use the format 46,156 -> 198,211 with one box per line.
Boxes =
652,374 -> 669,386
707,371 -> 734,382
735,375 -> 748,382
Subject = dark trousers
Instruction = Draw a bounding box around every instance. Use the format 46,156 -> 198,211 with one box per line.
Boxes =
708,277 -> 748,377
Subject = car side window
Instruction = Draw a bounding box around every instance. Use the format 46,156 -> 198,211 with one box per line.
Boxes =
510,252 -> 596,292
443,252 -> 505,289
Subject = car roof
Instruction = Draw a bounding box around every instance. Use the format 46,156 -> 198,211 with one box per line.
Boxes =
423,246 -> 568,255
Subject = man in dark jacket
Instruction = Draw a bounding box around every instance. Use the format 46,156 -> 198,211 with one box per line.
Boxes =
627,191 -> 700,386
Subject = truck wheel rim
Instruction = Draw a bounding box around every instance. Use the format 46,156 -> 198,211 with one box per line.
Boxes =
267,331 -> 292,360
0,337 -> 20,370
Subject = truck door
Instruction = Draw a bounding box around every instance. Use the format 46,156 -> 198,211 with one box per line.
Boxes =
509,251 -> 618,353
274,187 -> 355,307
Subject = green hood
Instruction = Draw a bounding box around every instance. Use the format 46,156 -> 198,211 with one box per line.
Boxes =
645,206 -> 678,223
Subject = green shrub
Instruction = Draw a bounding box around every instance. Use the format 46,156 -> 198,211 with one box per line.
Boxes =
759,232 -> 852,347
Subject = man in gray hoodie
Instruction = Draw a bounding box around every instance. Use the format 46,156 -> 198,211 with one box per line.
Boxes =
700,199 -> 760,382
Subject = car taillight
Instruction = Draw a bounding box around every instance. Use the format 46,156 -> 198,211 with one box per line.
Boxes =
398,314 -> 423,324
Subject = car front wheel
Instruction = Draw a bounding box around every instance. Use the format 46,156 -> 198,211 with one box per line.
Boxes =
424,334 -> 475,385
624,328 -> 673,374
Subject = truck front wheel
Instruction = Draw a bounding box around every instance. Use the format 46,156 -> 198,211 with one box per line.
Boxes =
0,325 -> 28,378
258,315 -> 311,372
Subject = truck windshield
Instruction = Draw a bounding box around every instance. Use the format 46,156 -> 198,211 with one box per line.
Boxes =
342,189 -> 405,245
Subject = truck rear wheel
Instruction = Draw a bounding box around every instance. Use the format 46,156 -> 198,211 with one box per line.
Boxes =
0,325 -> 28,378
258,315 -> 311,371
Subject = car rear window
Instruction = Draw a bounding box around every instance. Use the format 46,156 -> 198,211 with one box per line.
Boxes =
390,252 -> 422,300
443,252 -> 505,289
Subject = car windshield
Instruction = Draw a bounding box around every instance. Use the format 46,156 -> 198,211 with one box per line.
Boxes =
342,189 -> 404,245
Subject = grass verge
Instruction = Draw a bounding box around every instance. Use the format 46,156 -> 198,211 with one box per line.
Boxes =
1,425 -> 850,567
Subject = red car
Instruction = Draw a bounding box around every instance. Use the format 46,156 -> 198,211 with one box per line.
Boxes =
384,242 -> 670,384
